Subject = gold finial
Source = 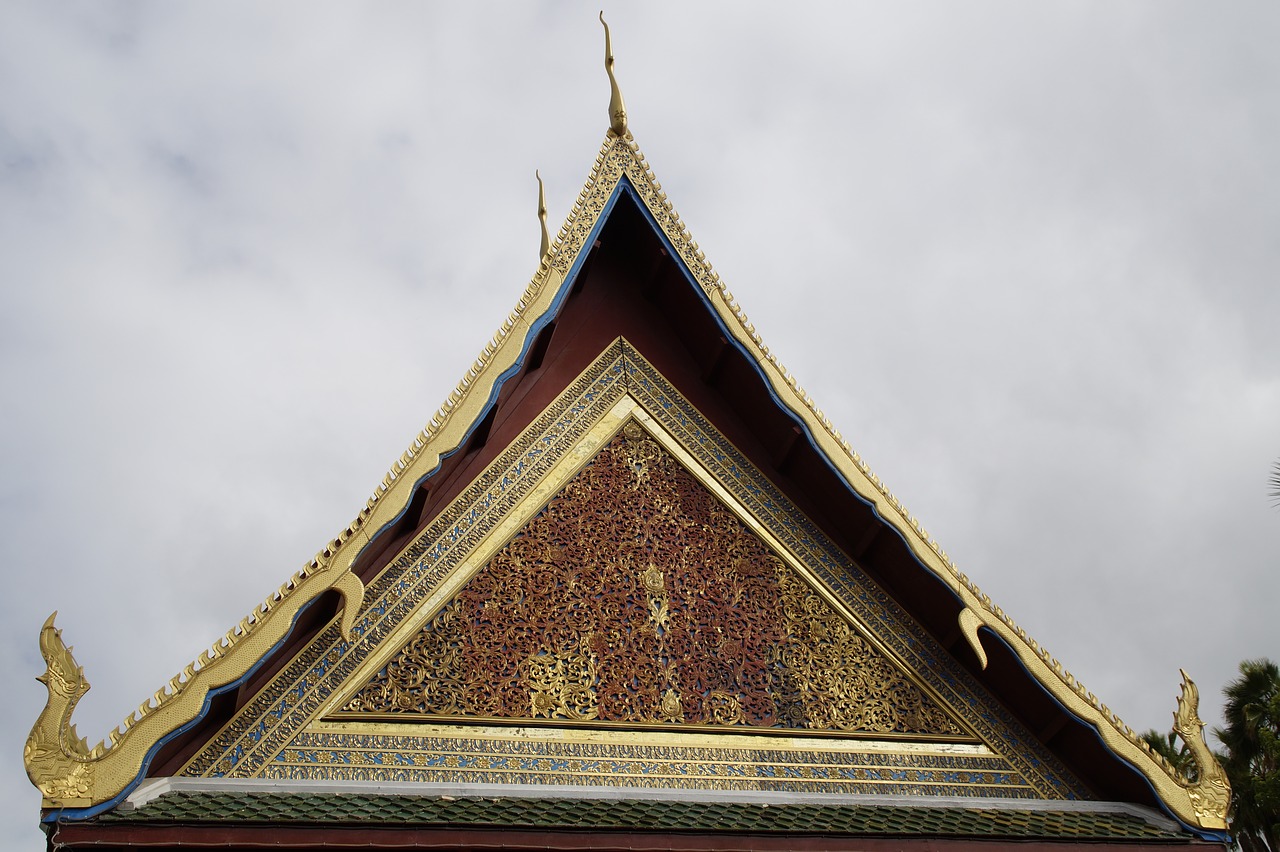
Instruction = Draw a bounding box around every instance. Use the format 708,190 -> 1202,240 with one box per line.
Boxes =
536,170 -> 550,261
599,12 -> 628,137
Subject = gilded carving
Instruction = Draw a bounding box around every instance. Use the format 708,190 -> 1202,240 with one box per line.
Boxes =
343,425 -> 964,738
24,614 -> 94,806
1170,671 -> 1231,830
526,643 -> 599,721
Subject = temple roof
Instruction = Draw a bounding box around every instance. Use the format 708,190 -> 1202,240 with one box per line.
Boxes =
27,23 -> 1231,849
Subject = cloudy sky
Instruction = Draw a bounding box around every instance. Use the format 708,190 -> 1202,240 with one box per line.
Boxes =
2,2 -> 1278,846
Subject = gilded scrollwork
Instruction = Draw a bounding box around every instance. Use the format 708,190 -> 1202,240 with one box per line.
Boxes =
343,425 -> 963,738
526,643 -> 599,721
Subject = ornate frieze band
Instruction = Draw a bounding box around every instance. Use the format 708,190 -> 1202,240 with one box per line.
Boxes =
272,728 -> 1037,799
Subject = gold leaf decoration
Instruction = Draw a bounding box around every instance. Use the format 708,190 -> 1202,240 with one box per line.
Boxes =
344,426 -> 963,737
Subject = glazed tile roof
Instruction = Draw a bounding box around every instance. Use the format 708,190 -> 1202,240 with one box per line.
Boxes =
97,792 -> 1189,842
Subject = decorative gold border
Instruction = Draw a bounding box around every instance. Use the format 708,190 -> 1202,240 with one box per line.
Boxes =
311,720 -> 994,755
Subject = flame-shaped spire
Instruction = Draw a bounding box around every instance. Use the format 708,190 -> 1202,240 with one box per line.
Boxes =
536,170 -> 550,261
600,12 -> 628,137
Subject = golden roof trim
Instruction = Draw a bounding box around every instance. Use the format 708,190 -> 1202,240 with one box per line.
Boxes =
424,130 -> 1224,831
598,139 -> 1227,829
28,111 -> 1226,831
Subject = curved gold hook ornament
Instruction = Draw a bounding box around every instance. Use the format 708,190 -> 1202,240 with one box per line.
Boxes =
600,12 -> 628,137
536,170 -> 550,261
958,606 -> 988,670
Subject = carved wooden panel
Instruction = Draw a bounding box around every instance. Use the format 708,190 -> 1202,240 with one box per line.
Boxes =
343,422 -> 963,737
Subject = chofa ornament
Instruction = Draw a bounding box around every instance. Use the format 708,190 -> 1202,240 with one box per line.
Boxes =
1171,670 -> 1232,829
600,12 -> 628,137
25,548 -> 365,809
24,614 -> 94,805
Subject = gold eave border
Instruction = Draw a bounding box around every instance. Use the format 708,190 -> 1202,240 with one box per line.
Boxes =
576,138 -> 1215,830
311,719 -> 993,758
319,715 -> 979,744
689,239 -> 1220,828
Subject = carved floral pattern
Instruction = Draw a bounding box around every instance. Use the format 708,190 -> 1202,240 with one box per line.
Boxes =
344,423 -> 962,737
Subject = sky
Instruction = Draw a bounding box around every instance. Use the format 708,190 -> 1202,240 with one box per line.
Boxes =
2,2 -> 1278,846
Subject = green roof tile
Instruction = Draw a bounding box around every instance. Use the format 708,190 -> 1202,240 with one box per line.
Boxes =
92,792 -> 1190,841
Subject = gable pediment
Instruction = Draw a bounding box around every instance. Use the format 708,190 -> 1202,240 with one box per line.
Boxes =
26,120 -> 1226,840
336,419 -> 968,740
176,340 -> 1084,801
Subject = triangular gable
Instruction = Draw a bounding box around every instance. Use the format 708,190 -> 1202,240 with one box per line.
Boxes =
27,129 -> 1229,841
177,341 -> 1082,801
335,423 -> 966,738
